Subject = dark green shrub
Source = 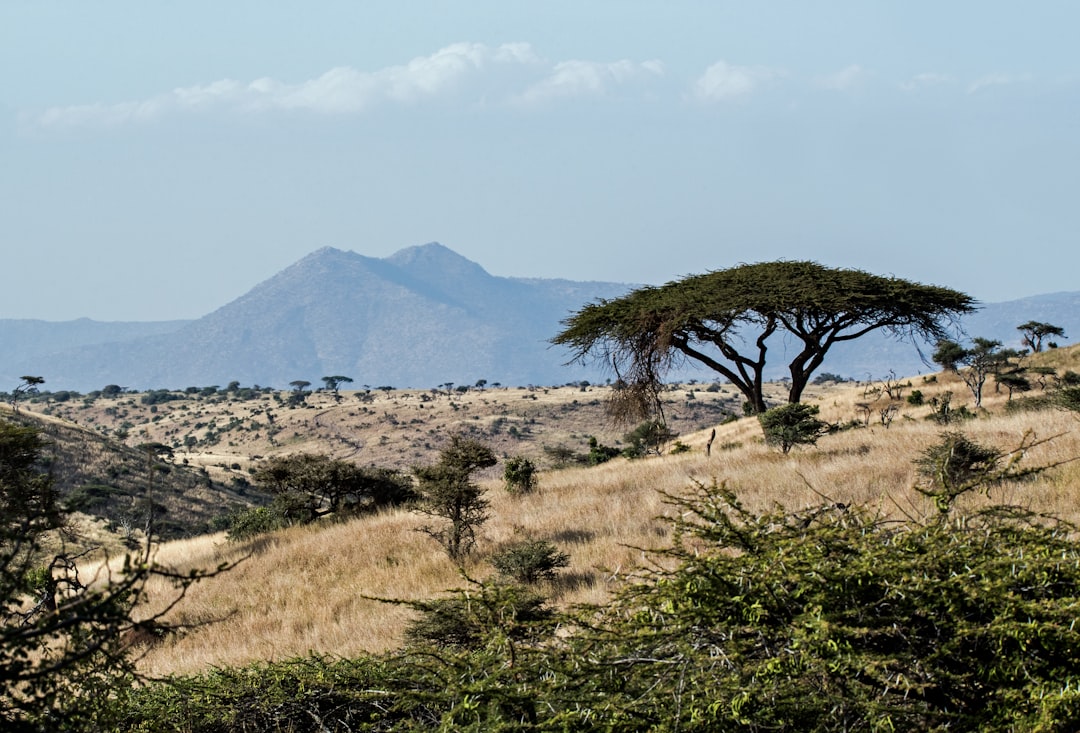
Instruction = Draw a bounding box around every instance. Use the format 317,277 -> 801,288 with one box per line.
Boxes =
622,419 -> 676,458
490,540 -> 569,584
225,505 -> 291,542
403,580 -> 554,650
503,456 -> 537,494
906,389 -> 924,406
586,436 -> 620,465
758,402 -> 826,453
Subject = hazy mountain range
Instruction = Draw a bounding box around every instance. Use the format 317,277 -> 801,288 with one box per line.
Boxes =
3,243 -> 1077,392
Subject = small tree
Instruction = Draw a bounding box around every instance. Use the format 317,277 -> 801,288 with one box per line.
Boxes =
758,402 -> 826,453
414,436 -> 496,561
490,540 -> 569,584
503,456 -> 537,494
933,337 -> 1021,408
1017,320 -> 1065,353
0,418 -> 228,727
252,453 -> 414,527
622,419 -> 677,458
8,376 -> 44,413
320,376 -> 353,397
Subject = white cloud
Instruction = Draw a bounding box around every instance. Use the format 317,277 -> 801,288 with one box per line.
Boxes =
967,72 -> 1033,94
514,58 -> 664,104
36,42 -> 543,127
813,64 -> 869,91
692,61 -> 780,102
899,72 -> 954,92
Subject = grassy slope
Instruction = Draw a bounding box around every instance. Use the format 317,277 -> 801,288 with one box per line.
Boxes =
111,348 -> 1080,678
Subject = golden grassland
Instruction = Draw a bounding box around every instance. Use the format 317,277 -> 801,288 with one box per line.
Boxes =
103,351 -> 1080,679
26,380 -> 747,483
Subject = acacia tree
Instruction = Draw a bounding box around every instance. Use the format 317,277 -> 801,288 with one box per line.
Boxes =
1017,320 -> 1065,353
413,436 -> 496,561
933,337 -> 1021,408
7,376 -> 44,413
253,453 -> 414,524
552,261 -> 974,417
320,376 -> 353,396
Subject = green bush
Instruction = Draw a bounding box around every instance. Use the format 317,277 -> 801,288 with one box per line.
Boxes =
622,419 -> 676,458
503,456 -> 537,494
586,436 -> 620,465
489,540 -> 569,584
225,505 -> 291,542
758,402 -> 826,453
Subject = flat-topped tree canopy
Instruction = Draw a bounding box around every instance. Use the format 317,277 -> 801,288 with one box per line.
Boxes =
553,260 -> 976,418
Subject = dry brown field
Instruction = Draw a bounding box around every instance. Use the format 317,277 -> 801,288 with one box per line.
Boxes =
19,350 -> 1080,678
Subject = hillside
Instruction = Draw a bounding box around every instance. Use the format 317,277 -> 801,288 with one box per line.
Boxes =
86,346 -> 1080,678
10,244 -> 633,391
17,380 -> 749,482
4,243 -> 1078,393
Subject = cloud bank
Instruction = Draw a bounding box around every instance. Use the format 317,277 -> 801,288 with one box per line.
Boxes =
30,43 -> 1052,130
35,43 -> 663,128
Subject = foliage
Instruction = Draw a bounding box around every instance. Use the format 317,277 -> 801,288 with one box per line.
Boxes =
113,656 -> 418,732
758,402 -> 827,453
553,260 -> 974,418
224,504 -> 292,542
139,390 -> 182,406
402,579 -> 555,650
586,435 -> 621,465
251,454 -> 415,529
7,376 -> 44,413
811,371 -> 848,385
622,419 -> 677,458
115,433 -> 1080,732
489,539 -> 569,584
1017,320 -> 1065,353
502,456 -> 537,494
413,436 -> 496,560
933,337 -> 1022,407
0,418 -> 227,730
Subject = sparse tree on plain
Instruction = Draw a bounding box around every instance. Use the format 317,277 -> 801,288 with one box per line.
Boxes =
8,376 -> 43,413
553,261 -> 973,420
933,338 -> 1021,408
1017,321 -> 1065,353
413,436 -> 497,561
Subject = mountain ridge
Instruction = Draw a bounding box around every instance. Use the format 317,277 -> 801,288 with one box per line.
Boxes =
4,244 -> 1077,391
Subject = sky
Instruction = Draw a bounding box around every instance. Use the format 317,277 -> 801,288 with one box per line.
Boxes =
3,2 -> 1078,322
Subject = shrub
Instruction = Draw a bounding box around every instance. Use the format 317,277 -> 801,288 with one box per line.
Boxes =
489,540 -> 569,584
622,419 -> 677,458
758,402 -> 826,453
586,436 -> 620,465
225,505 -> 291,542
503,456 -> 537,494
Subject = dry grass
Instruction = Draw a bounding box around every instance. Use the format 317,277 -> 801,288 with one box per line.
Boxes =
29,346 -> 1080,677
120,350 -> 1080,678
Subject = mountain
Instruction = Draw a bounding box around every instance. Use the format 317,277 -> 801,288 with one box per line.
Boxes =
816,291 -> 1080,382
0,318 -> 191,388
10,244 -> 632,392
4,244 -> 1078,391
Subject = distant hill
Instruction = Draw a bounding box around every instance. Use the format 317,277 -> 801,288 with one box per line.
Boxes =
9,244 -> 631,392
0,318 -> 190,389
3,244 -> 1077,391
0,409 -> 250,540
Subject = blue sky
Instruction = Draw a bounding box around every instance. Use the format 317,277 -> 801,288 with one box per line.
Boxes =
3,2 -> 1078,321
